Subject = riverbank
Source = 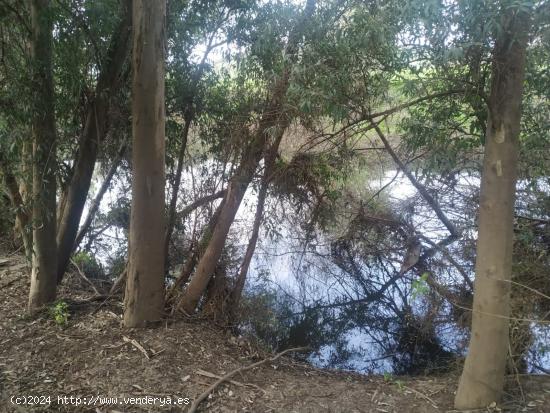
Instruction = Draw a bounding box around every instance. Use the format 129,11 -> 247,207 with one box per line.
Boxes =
1,252 -> 548,412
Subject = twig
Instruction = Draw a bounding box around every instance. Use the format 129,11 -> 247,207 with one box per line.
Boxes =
402,385 -> 438,408
532,364 -> 550,374
109,267 -> 127,295
122,335 -> 150,360
0,275 -> 24,289
92,267 -> 127,315
187,347 -> 308,413
195,369 -> 265,393
70,259 -> 101,296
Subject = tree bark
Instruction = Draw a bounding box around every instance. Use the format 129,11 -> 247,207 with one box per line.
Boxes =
28,0 -> 58,313
56,0 -> 132,283
178,0 -> 316,314
455,5 -> 531,409
123,0 -> 166,327
73,141 -> 127,251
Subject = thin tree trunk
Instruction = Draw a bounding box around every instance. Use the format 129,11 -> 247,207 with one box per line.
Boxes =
371,123 -> 458,238
178,0 -> 316,314
164,116 -> 192,267
227,135 -> 283,317
455,5 -> 531,409
123,0 -> 166,328
178,87 -> 288,314
169,198 -> 226,303
28,0 -> 57,313
73,141 -> 127,251
163,38 -> 220,269
0,160 -> 31,259
56,0 -> 132,283
165,189 -> 226,272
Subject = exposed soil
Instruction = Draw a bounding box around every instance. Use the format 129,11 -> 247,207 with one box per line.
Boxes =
0,252 -> 549,413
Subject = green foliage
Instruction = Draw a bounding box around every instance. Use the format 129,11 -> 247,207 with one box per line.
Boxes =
49,300 -> 70,326
73,251 -> 104,279
411,272 -> 430,300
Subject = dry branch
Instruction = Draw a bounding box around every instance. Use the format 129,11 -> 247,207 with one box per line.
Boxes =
188,347 -> 308,413
70,258 -> 101,296
122,335 -> 150,359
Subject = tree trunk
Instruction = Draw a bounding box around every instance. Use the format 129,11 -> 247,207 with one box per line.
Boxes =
28,0 -> 58,313
56,0 -> 132,283
123,0 -> 166,328
177,0 -> 316,314
73,141 -> 127,251
227,135 -> 283,318
164,115 -> 192,268
163,36 -> 221,269
0,160 -> 31,259
455,5 -> 531,410
177,85 -> 288,314
169,198 -> 226,304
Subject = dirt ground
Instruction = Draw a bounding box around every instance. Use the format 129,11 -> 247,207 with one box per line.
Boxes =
1,252 -> 549,413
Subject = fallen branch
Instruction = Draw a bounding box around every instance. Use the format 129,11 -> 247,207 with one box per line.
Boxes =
0,275 -> 24,289
188,347 -> 308,413
92,267 -> 127,315
195,369 -> 265,393
70,258 -> 101,296
122,335 -> 150,360
403,385 -> 438,408
109,267 -> 127,295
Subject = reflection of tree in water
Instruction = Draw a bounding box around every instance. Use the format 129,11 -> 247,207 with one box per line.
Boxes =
237,182 -> 550,375
388,310 -> 455,375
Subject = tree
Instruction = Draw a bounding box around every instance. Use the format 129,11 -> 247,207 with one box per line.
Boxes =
123,0 -> 166,327
27,0 -> 58,313
55,0 -> 132,283
178,0 -> 317,314
226,134 -> 282,318
455,3 -> 532,409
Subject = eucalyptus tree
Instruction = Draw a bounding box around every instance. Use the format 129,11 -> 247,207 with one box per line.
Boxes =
163,0 -> 251,270
123,0 -> 167,327
27,0 -> 58,312
387,0 -> 546,407
455,3 -> 533,408
1,0 -> 134,288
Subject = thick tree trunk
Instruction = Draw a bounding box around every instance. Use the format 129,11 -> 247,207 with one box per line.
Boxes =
73,141 -> 127,251
123,0 -> 166,327
56,0 -> 132,283
178,0 -> 316,314
455,5 -> 531,410
28,0 -> 58,313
